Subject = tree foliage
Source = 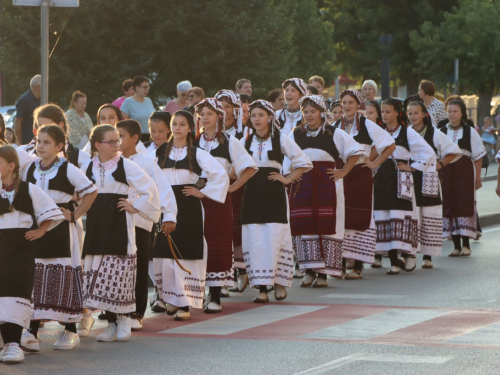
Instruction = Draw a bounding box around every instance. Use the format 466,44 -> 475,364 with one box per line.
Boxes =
322,0 -> 457,93
410,0 -> 500,124
0,0 -> 334,115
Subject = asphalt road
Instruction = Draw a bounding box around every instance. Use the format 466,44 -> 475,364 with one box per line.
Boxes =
2,225 -> 500,375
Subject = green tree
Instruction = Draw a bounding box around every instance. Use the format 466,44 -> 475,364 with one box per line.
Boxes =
322,0 -> 457,94
410,0 -> 500,126
0,0 -> 334,116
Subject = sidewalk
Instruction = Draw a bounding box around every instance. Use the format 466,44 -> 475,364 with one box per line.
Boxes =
478,161 -> 500,227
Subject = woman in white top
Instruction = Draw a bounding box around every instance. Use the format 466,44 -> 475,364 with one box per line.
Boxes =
276,78 -> 308,136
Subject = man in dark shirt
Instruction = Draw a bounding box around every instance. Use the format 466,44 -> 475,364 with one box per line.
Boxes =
15,74 -> 41,144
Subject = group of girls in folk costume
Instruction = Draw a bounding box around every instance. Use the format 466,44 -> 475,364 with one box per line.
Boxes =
373,99 -> 437,275
440,100 -> 485,257
214,90 -> 252,293
115,119 -> 177,329
81,124 -> 161,342
407,102 -> 462,267
287,95 -> 364,287
334,90 -> 396,278
153,110 -> 229,321
241,100 -> 312,303
20,125 -> 98,352
193,99 -> 257,312
0,145 -> 65,363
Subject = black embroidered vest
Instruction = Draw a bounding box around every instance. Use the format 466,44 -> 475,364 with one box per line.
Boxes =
26,161 -> 75,196
334,117 -> 372,145
66,143 -> 80,167
157,144 -> 202,176
85,157 -> 129,185
440,124 -> 471,152
194,134 -> 232,163
292,125 -> 340,160
0,181 -> 34,216
244,131 -> 283,164
423,125 -> 437,154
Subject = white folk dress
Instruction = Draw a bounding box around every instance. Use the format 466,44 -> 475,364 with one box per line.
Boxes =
409,125 -> 462,256
0,183 -> 64,329
197,134 -> 258,287
338,117 -> 395,264
240,133 -> 312,288
374,126 -> 436,255
80,154 -> 160,313
154,145 -> 229,309
285,127 -> 364,276
22,158 -> 97,323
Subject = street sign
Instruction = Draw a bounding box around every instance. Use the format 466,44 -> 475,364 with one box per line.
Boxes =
13,0 -> 79,6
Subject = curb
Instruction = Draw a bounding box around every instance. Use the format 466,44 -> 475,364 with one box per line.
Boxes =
480,213 -> 500,228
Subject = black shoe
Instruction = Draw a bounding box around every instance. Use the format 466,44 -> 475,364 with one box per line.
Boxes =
98,311 -> 106,320
151,299 -> 166,313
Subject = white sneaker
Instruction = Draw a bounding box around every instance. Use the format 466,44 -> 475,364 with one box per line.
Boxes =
422,259 -> 433,269
204,301 -> 222,313
220,288 -> 229,298
20,331 -> 39,352
97,323 -> 117,342
77,313 -> 95,337
449,249 -> 461,257
371,258 -> 383,268
174,310 -> 191,321
405,257 -> 417,272
54,330 -> 80,350
386,266 -> 400,275
460,247 -> 471,256
130,318 -> 143,331
2,344 -> 24,364
274,284 -> 287,301
116,315 -> 132,342
345,260 -> 355,270
293,269 -> 304,278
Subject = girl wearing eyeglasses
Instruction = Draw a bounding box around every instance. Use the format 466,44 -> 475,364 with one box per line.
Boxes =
80,124 -> 161,343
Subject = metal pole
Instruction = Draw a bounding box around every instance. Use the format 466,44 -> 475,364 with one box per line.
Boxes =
335,76 -> 339,101
41,0 -> 49,104
454,58 -> 459,94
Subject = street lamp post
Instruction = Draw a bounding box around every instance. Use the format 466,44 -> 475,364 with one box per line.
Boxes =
379,33 -> 393,101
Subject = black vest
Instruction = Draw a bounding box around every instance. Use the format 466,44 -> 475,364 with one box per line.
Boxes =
157,143 -> 203,176
66,143 -> 80,167
26,161 -> 75,196
292,125 -> 340,160
0,180 -> 34,216
86,157 -> 129,186
245,131 -> 283,164
383,124 -> 410,151
143,141 -> 152,149
194,134 -> 232,163
422,125 -> 437,154
440,124 -> 471,152
334,117 -> 372,145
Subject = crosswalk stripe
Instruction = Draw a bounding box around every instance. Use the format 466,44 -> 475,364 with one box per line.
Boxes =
446,321 -> 500,345
301,308 -> 451,341
160,305 -> 327,335
320,293 -> 408,299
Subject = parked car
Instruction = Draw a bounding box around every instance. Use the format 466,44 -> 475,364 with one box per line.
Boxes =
0,106 -> 16,127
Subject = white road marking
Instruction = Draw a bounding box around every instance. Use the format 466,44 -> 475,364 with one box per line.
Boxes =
320,293 -> 408,299
447,321 -> 500,345
294,353 -> 453,374
302,308 -> 451,340
160,305 -> 327,335
482,225 -> 500,233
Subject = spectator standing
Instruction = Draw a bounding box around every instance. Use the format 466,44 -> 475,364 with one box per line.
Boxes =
121,76 -> 156,142
164,80 -> 192,115
66,91 -> 93,148
361,80 -> 379,103
482,116 -> 498,162
418,80 -> 447,125
268,89 -> 285,111
236,79 -> 252,97
112,79 -> 135,109
186,86 -> 204,115
15,74 -> 41,144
